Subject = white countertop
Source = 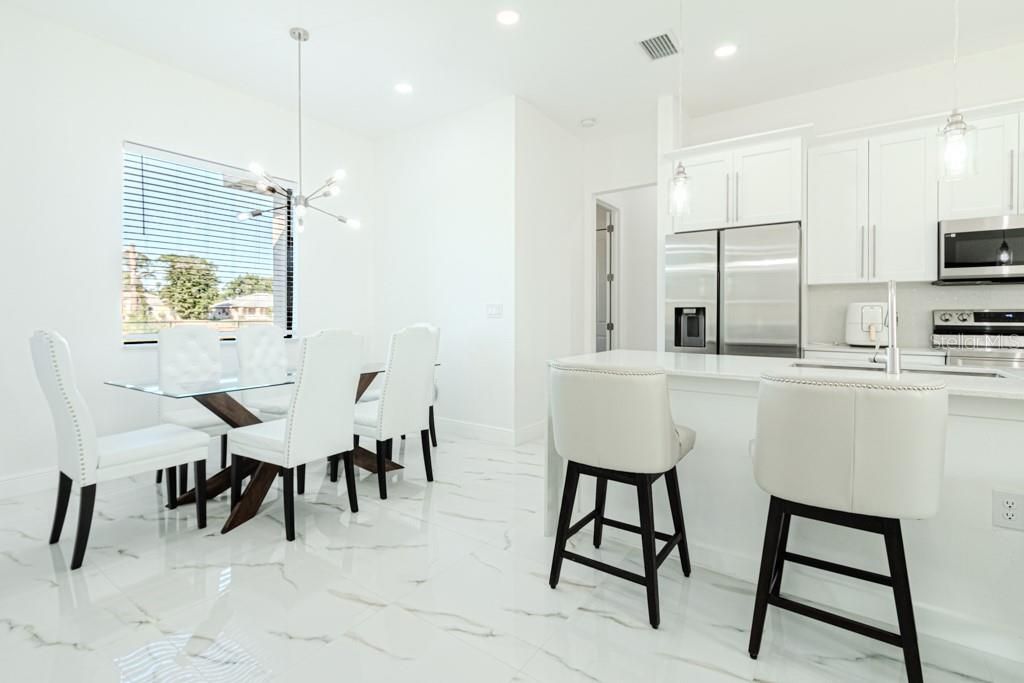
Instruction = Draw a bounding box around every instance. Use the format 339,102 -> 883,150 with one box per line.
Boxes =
551,349 -> 1024,401
804,342 -> 947,357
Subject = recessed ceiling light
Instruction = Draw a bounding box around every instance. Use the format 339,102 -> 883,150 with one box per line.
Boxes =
580,118 -> 598,128
394,82 -> 414,94
714,43 -> 738,59
496,10 -> 520,26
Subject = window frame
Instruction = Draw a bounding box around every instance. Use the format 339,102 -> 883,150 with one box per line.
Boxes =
120,141 -> 295,345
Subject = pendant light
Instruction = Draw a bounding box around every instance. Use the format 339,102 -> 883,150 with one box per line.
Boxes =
239,28 -> 359,232
668,0 -> 690,216
940,0 -> 976,181
998,232 -> 1012,264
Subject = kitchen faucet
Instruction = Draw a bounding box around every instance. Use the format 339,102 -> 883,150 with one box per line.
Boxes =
884,280 -> 901,375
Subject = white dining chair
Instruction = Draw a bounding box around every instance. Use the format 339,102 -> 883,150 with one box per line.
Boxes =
236,324 -> 293,420
30,330 -> 211,570
228,329 -> 363,541
354,324 -> 439,499
157,326 -> 231,489
359,324 -> 440,447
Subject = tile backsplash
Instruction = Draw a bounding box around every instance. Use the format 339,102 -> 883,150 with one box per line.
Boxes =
806,282 -> 1024,347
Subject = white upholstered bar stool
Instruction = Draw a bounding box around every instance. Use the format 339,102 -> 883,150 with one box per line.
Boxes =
353,325 -> 439,499
748,371 -> 948,683
30,331 -> 210,570
156,326 -> 232,491
228,330 -> 363,541
547,361 -> 696,628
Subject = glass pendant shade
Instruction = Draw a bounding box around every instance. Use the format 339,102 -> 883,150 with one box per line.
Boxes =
940,111 -> 976,181
669,162 -> 691,216
999,237 -> 1012,264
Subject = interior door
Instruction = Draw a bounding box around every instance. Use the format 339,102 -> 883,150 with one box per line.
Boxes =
807,140 -> 869,284
733,138 -> 803,225
720,223 -> 801,357
939,114 -> 1019,220
870,127 -> 938,282
673,152 -> 732,232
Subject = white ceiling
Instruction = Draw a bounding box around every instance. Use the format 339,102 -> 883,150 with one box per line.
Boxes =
15,0 -> 1024,138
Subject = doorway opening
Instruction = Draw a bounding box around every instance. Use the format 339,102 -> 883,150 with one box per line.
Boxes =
595,200 -> 617,351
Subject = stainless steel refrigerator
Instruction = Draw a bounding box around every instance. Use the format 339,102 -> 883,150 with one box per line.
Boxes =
664,222 -> 801,357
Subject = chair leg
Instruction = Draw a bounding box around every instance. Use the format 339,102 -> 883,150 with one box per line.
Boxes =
769,510 -> 791,596
165,467 -> 178,509
593,477 -> 608,548
156,469 -> 163,484
664,468 -> 691,577
50,472 -> 73,544
282,467 -> 296,541
428,405 -> 438,447
884,519 -> 924,683
749,496 -> 785,659
376,439 -> 390,499
220,434 -> 227,469
178,463 -> 188,494
230,454 -> 241,508
420,429 -> 434,481
70,484 -> 96,570
343,451 -> 359,513
549,461 -> 581,589
329,454 -> 340,483
194,460 -> 207,529
297,464 -> 306,495
637,474 -> 661,628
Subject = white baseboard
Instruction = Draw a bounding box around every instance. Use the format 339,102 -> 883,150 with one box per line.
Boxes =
514,419 -> 546,446
435,416 -> 516,446
0,466 -> 55,500
689,539 -> 1024,664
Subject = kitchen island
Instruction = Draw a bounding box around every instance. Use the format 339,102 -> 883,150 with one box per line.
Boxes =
544,350 -> 1024,662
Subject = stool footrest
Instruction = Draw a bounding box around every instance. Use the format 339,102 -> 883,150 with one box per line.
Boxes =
602,517 -> 674,543
566,510 -> 598,539
768,594 -> 903,647
784,551 -> 893,586
562,551 -> 646,586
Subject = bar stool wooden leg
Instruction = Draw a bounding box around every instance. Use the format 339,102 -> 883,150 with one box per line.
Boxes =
664,468 -> 691,576
884,519 -> 924,683
637,474 -> 660,628
549,461 -> 580,589
770,510 -> 791,596
749,496 -> 784,658
592,477 -> 608,548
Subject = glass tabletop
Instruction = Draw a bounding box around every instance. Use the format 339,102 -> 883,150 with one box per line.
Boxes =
106,362 -> 386,399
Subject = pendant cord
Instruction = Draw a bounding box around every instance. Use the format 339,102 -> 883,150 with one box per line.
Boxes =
952,0 -> 960,112
677,0 -> 684,145
297,35 -> 304,197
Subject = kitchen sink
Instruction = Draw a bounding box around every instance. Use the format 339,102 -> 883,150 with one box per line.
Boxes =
790,361 -> 1003,379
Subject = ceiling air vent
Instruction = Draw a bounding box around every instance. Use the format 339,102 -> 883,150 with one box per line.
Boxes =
638,33 -> 678,61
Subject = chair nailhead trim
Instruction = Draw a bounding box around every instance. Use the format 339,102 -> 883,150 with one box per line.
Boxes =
282,337 -> 309,467
43,334 -> 88,485
548,363 -> 664,377
761,373 -> 945,392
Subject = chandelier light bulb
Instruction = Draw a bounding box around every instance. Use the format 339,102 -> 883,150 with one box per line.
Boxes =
237,211 -> 252,221
248,162 -> 265,176
348,218 -> 361,229
332,169 -> 347,182
327,185 -> 341,197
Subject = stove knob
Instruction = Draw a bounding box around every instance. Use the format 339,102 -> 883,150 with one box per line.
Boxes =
957,312 -> 970,322
939,312 -> 952,322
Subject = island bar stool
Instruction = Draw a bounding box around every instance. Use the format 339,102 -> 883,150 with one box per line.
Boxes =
547,361 -> 696,628
748,372 -> 948,683
30,330 -> 210,569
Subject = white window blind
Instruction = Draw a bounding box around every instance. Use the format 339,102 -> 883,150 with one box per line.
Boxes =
121,143 -> 293,342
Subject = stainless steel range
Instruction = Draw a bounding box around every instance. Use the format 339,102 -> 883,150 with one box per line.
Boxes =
932,309 -> 1024,369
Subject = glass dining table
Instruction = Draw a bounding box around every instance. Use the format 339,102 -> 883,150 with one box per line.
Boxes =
105,363 -> 396,533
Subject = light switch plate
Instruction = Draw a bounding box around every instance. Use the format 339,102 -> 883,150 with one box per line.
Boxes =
486,304 -> 503,319
993,490 -> 1024,531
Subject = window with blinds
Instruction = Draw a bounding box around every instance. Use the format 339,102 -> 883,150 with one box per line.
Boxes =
121,143 -> 293,342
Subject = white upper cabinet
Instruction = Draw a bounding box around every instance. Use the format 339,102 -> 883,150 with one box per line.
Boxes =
807,140 -> 869,284
938,114 -> 1019,220
869,127 -> 938,282
733,138 -> 803,225
673,152 -> 731,232
671,137 -> 802,232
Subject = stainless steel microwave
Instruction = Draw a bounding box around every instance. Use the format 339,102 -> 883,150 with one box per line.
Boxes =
939,215 -> 1024,282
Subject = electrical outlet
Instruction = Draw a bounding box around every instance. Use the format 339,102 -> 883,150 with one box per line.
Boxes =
993,491 -> 1024,531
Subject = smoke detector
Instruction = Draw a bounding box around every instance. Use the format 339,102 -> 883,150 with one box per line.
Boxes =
638,33 -> 678,61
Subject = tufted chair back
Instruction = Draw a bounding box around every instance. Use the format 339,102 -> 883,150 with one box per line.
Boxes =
30,331 -> 98,486
374,325 -> 439,440
754,372 -> 948,519
236,324 -> 290,403
548,362 -> 679,474
283,330 -> 362,466
158,326 -> 221,415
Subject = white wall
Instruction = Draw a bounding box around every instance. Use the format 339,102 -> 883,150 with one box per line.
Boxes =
595,185 -> 658,351
514,100 -> 584,441
0,3 -> 374,494
372,98 -> 518,443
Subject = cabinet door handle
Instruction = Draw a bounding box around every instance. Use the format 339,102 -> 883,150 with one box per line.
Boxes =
734,171 -> 740,221
871,224 -> 878,279
1011,149 -> 1016,211
860,225 -> 866,278
725,174 -> 730,223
